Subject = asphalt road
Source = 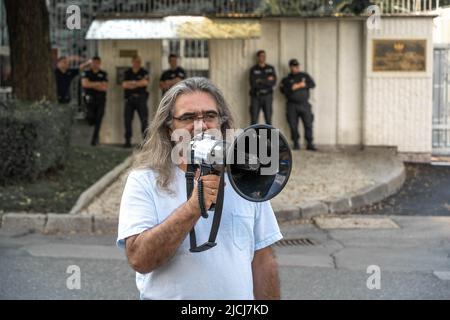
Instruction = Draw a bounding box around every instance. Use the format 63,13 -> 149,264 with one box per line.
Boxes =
1,214 -> 449,300
354,163 -> 450,216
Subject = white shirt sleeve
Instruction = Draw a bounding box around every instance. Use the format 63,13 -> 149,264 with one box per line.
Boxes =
117,170 -> 158,249
253,201 -> 283,251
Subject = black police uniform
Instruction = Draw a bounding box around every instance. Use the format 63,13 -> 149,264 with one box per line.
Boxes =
55,68 -> 79,104
123,68 -> 149,145
249,64 -> 277,125
82,69 -> 108,145
280,71 -> 316,148
159,67 -> 186,95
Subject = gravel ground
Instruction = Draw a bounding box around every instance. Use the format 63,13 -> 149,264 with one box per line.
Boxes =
80,149 -> 401,217
270,149 -> 396,211
80,170 -> 129,217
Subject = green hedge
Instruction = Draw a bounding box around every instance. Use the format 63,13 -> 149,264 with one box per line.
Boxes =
0,100 -> 73,184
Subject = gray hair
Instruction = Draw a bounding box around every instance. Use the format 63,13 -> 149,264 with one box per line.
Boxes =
132,77 -> 235,193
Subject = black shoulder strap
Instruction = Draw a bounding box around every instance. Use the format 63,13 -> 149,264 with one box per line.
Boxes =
186,165 -> 225,253
185,164 -> 197,250
208,169 -> 225,244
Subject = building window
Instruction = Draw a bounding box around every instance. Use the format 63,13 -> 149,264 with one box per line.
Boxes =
184,40 -> 208,58
169,40 -> 181,57
186,70 -> 209,78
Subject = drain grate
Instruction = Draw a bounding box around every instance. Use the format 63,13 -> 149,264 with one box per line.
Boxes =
275,238 -> 317,247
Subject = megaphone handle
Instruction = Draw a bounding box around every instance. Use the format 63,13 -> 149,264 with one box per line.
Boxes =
197,178 -> 209,219
188,168 -> 226,253
198,163 -> 224,216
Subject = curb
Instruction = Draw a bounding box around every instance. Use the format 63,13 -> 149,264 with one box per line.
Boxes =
0,213 -> 116,235
275,158 -> 406,222
69,155 -> 133,214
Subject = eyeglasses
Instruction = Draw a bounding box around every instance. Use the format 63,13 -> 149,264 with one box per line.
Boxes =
172,111 -> 220,124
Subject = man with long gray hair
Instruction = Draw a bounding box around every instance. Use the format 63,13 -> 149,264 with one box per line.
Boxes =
117,77 -> 282,300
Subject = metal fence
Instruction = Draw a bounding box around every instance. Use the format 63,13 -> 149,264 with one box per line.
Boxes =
96,0 -> 260,15
164,39 -> 209,78
374,0 -> 439,14
433,45 -> 450,155
92,0 -> 439,16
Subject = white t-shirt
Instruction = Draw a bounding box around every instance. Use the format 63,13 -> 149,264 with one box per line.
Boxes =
117,166 -> 283,300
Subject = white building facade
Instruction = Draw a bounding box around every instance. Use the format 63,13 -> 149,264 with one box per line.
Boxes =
89,14 -> 436,162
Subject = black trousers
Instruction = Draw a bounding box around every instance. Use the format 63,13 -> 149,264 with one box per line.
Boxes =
250,93 -> 272,125
286,101 -> 314,145
124,95 -> 148,143
86,99 -> 105,144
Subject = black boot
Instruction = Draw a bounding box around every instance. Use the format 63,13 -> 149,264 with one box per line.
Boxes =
91,137 -> 98,146
306,143 -> 317,151
293,141 -> 300,150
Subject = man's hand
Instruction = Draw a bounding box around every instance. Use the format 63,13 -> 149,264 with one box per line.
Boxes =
94,82 -> 108,91
186,173 -> 220,215
82,78 -> 107,91
123,79 -> 148,90
79,59 -> 92,71
169,77 -> 182,87
125,172 -> 219,274
124,80 -> 138,89
292,80 -> 306,91
267,76 -> 275,81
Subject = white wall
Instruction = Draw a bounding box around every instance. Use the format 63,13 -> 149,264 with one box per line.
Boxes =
364,18 -> 433,154
337,20 -> 363,145
97,16 -> 434,157
98,40 -> 162,144
210,20 -> 285,134
210,18 -> 364,147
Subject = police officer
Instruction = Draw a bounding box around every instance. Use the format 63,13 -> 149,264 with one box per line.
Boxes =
280,59 -> 317,151
159,54 -> 186,96
249,50 -> 277,125
122,55 -> 150,148
81,56 -> 108,146
55,56 -> 91,104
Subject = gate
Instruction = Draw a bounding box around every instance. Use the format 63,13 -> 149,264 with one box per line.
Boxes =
433,46 -> 450,155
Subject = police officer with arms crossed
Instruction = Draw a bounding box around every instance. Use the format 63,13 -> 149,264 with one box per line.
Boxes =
280,59 -> 317,151
81,56 -> 108,146
159,53 -> 186,96
121,55 -> 150,148
249,50 -> 277,125
54,56 -> 91,104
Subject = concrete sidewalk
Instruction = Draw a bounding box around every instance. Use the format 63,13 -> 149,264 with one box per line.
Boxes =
0,148 -> 405,234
